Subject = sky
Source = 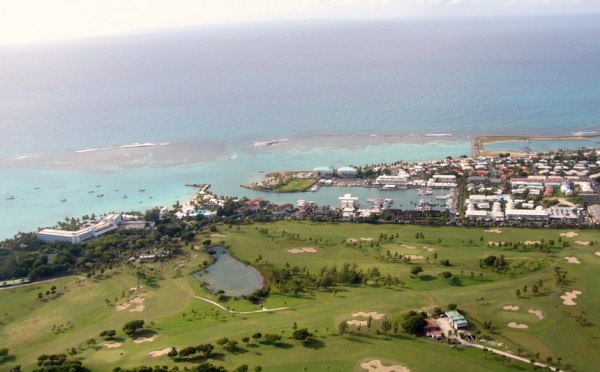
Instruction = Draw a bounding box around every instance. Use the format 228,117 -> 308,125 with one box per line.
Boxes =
0,0 -> 599,45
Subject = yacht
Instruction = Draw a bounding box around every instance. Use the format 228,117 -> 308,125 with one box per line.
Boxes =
60,198 -> 67,202
139,188 -> 146,192
96,193 -> 104,197
6,195 -> 15,200
121,195 -> 128,199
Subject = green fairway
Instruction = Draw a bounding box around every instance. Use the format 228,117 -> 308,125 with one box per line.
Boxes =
1,222 -> 599,371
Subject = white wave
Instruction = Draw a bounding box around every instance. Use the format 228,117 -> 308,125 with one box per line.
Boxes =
425,133 -> 452,137
572,131 -> 597,136
118,142 -> 156,149
75,148 -> 98,153
12,154 -> 40,160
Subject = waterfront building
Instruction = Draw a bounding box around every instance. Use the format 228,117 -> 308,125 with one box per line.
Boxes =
336,166 -> 358,178
313,167 -> 333,177
37,214 -> 122,244
374,175 -> 409,187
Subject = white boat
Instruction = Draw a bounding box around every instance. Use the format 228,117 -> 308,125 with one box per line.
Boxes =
121,195 -> 127,199
88,190 -> 94,193
139,188 -> 146,192
6,195 -> 15,200
297,200 -> 306,207
96,193 -> 104,197
60,198 -> 67,202
424,189 -> 433,195
34,186 -> 40,190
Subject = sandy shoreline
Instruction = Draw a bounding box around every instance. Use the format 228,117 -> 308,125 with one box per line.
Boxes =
474,135 -> 598,156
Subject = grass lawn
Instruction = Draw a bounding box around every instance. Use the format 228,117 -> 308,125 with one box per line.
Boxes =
1,222 -> 599,371
274,178 -> 317,192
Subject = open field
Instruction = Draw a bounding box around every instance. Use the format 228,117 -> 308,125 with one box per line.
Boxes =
1,222 -> 599,371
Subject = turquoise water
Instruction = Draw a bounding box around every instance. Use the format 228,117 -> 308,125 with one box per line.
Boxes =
192,247 -> 263,297
0,16 -> 599,239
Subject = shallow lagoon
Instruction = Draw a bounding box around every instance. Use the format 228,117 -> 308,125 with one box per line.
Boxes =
193,246 -> 263,297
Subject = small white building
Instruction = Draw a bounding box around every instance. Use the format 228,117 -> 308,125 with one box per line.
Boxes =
339,194 -> 359,210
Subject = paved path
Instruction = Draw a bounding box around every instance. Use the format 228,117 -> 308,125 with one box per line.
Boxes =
436,317 -> 556,371
194,295 -> 288,314
460,340 -> 557,371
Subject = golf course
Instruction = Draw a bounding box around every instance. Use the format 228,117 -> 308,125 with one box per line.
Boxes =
1,221 -> 599,371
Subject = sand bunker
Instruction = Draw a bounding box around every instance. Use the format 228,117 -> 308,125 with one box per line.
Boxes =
102,342 -> 122,348
560,232 -> 578,238
348,320 -> 368,327
484,229 -> 503,234
129,285 -> 142,292
401,244 -> 416,249
523,241 -> 540,245
422,246 -> 435,251
503,305 -> 519,311
595,252 -> 600,257
347,238 -> 357,243
116,303 -> 131,311
360,360 -> 409,372
361,237 -> 373,241
149,347 -> 172,357
560,290 -> 582,306
210,233 -> 226,237
405,255 -> 423,260
351,311 -> 385,320
528,309 -> 544,320
131,297 -> 145,304
508,322 -> 529,329
129,305 -> 145,313
564,256 -> 581,264
575,241 -> 591,246
134,335 -> 158,344
487,241 -> 506,246
287,247 -> 317,254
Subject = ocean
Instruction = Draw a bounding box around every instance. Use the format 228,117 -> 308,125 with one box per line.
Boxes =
0,15 -> 599,239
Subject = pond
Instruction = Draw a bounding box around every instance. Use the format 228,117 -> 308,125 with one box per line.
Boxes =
192,246 -> 263,297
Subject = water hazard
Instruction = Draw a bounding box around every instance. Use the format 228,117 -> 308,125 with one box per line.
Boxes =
193,247 -> 263,297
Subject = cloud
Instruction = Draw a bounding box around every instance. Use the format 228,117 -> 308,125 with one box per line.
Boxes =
0,0 -> 598,45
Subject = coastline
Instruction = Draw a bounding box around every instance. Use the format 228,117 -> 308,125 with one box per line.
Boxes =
474,135 -> 599,157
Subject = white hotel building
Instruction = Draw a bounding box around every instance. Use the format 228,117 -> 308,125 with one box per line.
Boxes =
37,214 -> 122,244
